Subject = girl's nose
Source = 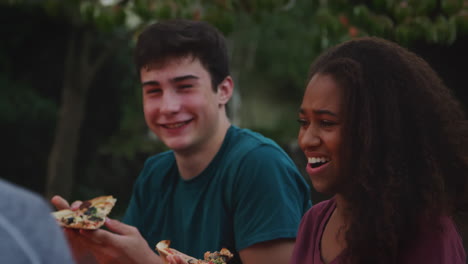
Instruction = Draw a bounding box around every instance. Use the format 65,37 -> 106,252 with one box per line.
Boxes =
299,126 -> 321,148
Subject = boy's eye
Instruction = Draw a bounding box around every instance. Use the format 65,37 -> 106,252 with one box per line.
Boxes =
146,88 -> 161,94
178,84 -> 193,89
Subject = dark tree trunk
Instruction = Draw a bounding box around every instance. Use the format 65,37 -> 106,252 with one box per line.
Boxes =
46,80 -> 87,199
45,30 -> 117,199
46,31 -> 90,199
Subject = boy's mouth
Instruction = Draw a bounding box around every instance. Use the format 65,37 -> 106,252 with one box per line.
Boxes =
161,120 -> 191,129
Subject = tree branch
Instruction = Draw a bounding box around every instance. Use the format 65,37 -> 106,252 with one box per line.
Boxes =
281,0 -> 296,11
88,32 -> 132,77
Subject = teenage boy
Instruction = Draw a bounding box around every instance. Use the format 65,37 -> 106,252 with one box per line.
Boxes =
52,19 -> 311,264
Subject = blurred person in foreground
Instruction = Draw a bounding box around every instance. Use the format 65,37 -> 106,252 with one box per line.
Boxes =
0,178 -> 74,263
52,19 -> 311,264
292,37 -> 467,264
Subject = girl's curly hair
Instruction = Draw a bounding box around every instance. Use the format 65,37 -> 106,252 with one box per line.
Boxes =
308,37 -> 468,263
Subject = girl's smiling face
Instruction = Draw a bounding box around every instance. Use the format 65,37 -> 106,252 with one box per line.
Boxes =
298,73 -> 344,195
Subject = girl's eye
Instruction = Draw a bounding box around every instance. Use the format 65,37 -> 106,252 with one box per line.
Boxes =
297,118 -> 309,127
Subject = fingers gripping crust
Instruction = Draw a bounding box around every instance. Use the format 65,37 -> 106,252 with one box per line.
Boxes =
156,240 -> 199,263
156,240 -> 171,264
155,240 -> 234,264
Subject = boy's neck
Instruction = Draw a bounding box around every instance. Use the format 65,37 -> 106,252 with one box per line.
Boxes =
174,118 -> 231,180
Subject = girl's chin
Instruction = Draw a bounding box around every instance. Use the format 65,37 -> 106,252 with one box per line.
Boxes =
310,181 -> 337,196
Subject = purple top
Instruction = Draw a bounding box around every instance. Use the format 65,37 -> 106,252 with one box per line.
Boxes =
290,198 -> 466,264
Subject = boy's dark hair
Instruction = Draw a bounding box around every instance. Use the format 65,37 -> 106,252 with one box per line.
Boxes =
134,19 -> 230,90
308,37 -> 468,263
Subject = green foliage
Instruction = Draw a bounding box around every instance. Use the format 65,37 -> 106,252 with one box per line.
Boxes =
203,4 -> 236,34
441,0 -> 464,16
250,110 -> 301,145
455,10 -> 468,34
0,74 -> 57,193
0,75 -> 56,123
410,0 -> 437,16
330,0 -> 468,46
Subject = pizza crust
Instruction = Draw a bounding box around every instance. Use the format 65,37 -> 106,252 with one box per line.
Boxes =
155,240 -> 233,264
156,240 -> 198,264
52,195 -> 116,230
156,240 -> 172,264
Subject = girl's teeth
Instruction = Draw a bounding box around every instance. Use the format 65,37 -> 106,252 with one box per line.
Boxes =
308,157 -> 330,164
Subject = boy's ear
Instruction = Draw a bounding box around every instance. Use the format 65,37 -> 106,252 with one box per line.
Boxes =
217,76 -> 234,105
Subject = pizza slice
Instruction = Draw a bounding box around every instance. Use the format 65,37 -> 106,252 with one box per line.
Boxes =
156,240 -> 233,264
52,195 -> 117,230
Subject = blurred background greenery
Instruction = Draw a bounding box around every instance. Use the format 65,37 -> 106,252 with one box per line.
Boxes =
1,1 -> 467,249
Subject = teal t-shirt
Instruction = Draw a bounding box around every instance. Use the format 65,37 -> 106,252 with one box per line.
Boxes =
123,126 -> 311,263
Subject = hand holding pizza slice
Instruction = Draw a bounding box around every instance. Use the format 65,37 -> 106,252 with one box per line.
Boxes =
156,240 -> 234,264
52,195 -> 117,230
